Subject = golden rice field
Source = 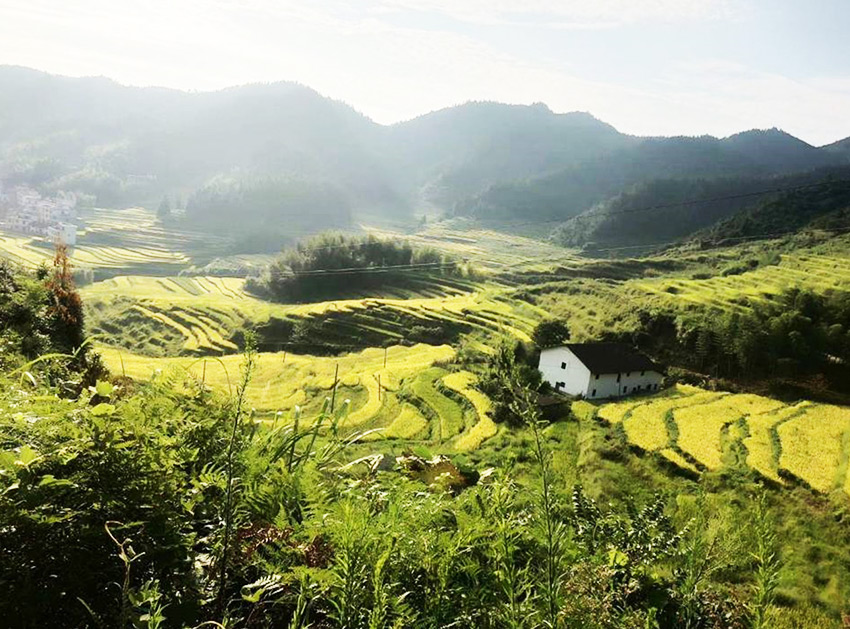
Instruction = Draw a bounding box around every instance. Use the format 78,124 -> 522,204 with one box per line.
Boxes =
0,206 -> 216,272
630,252 -> 850,311
443,371 -> 497,451
99,343 -> 501,450
367,225 -> 585,273
586,386 -> 850,497
83,276 -> 545,355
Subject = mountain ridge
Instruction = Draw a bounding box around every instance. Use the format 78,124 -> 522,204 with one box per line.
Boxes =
2,65 -> 847,246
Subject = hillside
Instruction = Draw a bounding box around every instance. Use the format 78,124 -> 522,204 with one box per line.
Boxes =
695,173 -> 850,243
551,166 -> 850,252
453,130 -> 845,226
3,67 -> 847,247
824,135 -> 850,162
384,102 -> 633,208
3,249 -> 850,627
0,66 -> 399,220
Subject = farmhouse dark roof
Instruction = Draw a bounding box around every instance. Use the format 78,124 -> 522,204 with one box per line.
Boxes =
564,343 -> 660,374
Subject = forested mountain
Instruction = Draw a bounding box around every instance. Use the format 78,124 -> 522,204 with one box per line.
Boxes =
2,66 -> 848,246
824,136 -> 850,162
695,173 -> 850,243
552,166 -> 850,251
0,66 -> 397,221
384,102 -> 633,208
455,130 -> 844,224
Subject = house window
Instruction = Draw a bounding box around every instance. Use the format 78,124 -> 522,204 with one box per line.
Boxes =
616,374 -> 621,382
623,386 -> 628,394
641,370 -> 645,376
556,382 -> 564,390
636,385 -> 641,391
591,389 -> 596,397
561,362 -> 566,369
626,372 -> 631,377
595,374 -> 600,380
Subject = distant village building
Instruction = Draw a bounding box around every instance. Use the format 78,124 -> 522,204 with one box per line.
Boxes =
538,342 -> 664,399
47,222 -> 77,246
0,185 -> 77,244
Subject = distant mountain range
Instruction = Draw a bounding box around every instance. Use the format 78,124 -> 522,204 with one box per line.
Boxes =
2,66 -> 849,248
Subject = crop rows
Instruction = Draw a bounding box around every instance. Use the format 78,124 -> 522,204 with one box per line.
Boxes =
99,343 -> 500,450
589,386 -> 850,496
631,252 -> 850,310
83,276 -> 544,356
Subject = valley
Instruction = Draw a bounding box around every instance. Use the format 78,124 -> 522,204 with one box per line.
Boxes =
3,67 -> 850,628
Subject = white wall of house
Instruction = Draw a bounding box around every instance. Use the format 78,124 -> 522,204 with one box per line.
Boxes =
539,347 -> 591,395
539,346 -> 664,399
48,222 -> 77,246
585,370 -> 663,400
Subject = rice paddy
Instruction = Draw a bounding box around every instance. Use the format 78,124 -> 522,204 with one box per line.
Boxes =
630,252 -> 850,311
98,342 -> 504,450
589,386 -> 850,497
443,371 -> 498,451
0,207 -> 211,272
83,275 -> 545,356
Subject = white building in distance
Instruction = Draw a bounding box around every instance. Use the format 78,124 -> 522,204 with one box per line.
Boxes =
47,222 -> 77,246
538,342 -> 664,399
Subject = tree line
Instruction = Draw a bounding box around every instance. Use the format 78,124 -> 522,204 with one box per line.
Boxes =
247,232 -> 466,302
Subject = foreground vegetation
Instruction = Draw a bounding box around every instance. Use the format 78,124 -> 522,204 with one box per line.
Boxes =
2,348 -> 847,628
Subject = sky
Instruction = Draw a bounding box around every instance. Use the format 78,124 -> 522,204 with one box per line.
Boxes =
1,0 -> 849,145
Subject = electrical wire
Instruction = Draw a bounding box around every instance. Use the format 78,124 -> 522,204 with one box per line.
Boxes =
3,176 -> 850,278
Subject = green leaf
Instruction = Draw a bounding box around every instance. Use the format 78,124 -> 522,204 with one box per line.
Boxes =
90,403 -> 116,416
241,586 -> 266,603
16,445 -> 40,467
607,548 -> 629,568
38,474 -> 76,488
95,380 -> 114,398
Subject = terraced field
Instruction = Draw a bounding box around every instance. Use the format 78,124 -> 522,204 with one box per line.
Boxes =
367,225 -> 585,273
0,206 -> 216,273
442,371 -> 498,451
586,386 -> 850,497
83,276 -> 545,356
99,342 -> 503,450
630,251 -> 850,311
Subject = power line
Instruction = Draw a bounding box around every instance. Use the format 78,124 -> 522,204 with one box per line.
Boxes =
257,176 -> 850,262
3,176 -> 849,279
283,260 -> 463,277
461,177 -> 850,231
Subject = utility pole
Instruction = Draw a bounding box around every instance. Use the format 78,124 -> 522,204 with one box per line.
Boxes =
330,363 -> 339,413
377,374 -> 382,401
202,359 -> 207,385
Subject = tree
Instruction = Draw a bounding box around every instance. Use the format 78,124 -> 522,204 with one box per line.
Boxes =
157,195 -> 171,220
45,244 -> 84,353
532,319 -> 571,349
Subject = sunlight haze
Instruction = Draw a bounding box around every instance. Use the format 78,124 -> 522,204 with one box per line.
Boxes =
1,0 -> 849,144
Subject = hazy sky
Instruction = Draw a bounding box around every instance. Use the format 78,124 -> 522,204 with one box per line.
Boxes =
1,0 -> 849,145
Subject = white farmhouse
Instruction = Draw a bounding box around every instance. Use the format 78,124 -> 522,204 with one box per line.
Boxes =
47,222 -> 77,246
538,343 -> 663,399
